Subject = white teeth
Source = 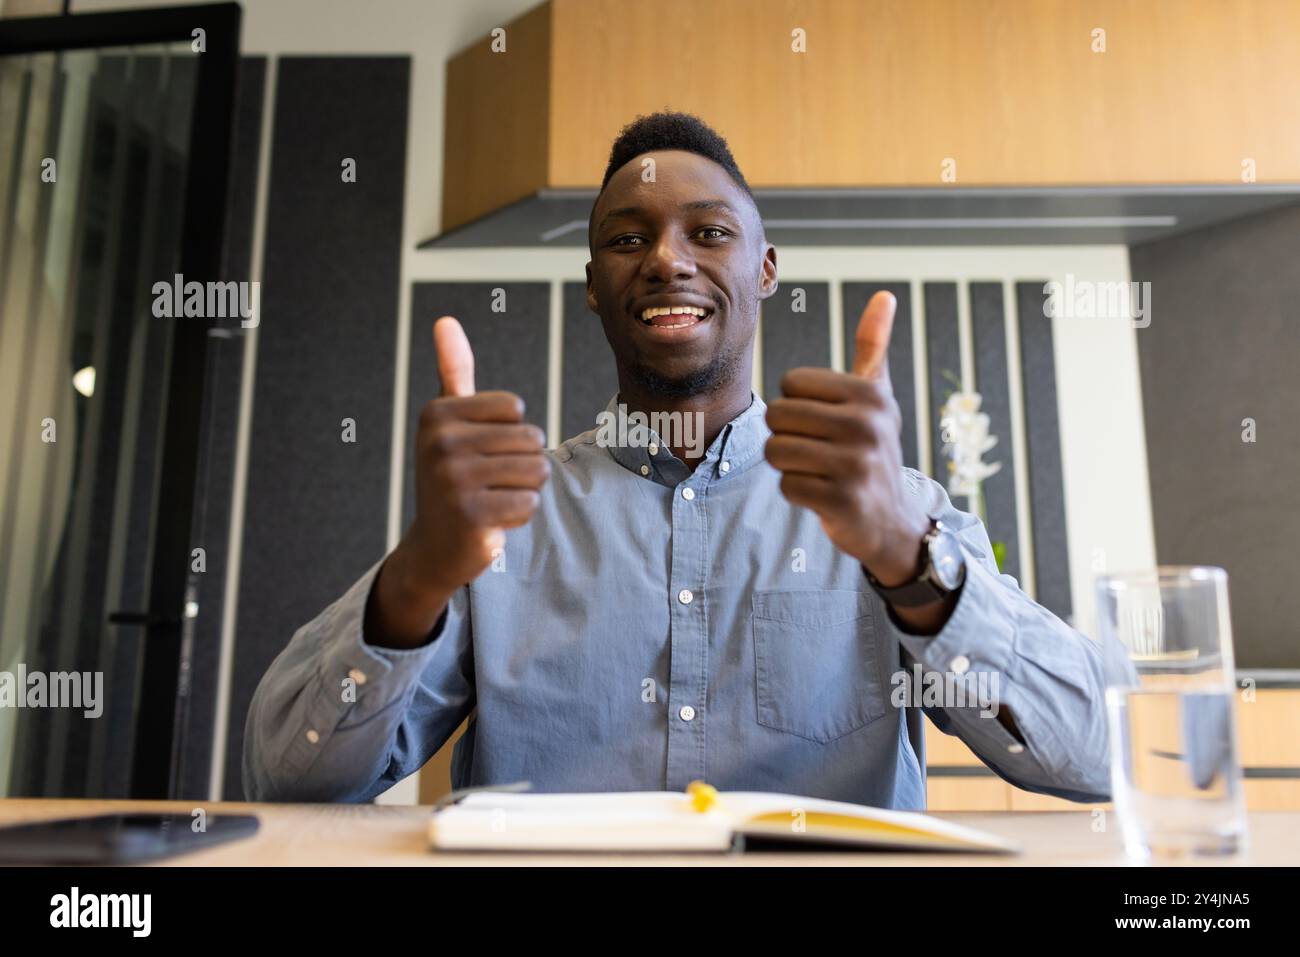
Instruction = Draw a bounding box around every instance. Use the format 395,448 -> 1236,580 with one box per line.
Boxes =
639,305 -> 709,323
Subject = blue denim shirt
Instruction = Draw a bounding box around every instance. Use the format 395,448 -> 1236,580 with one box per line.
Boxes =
244,393 -> 1115,806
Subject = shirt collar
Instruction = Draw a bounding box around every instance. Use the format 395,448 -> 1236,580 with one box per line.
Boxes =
598,392 -> 770,487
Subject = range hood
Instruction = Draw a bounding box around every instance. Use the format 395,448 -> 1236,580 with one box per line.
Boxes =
418,185 -> 1300,248
426,0 -> 1300,249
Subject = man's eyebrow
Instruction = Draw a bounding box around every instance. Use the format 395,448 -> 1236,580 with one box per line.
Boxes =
680,199 -> 741,217
597,200 -> 743,232
597,206 -> 643,231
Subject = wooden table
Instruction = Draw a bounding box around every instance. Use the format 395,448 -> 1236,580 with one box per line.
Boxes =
2,800 -> 1296,866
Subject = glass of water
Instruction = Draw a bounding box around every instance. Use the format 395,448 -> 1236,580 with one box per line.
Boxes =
1095,567 -> 1248,859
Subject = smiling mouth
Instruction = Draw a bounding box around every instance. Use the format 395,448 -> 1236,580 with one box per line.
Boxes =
638,305 -> 712,329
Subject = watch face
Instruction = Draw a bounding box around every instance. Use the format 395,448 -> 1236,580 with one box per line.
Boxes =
929,528 -> 967,590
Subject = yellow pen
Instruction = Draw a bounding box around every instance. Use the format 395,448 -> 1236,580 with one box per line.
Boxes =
686,780 -> 721,813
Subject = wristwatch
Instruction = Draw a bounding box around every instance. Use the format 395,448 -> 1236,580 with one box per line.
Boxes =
864,519 -> 967,607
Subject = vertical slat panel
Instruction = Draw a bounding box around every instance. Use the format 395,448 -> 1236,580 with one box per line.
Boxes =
226,57 -> 409,799
923,281 -> 960,486
969,281 -> 1021,582
1015,280 -> 1073,620
843,281 -> 918,471
559,280 -> 617,441
405,281 -> 550,526
760,281 -> 830,399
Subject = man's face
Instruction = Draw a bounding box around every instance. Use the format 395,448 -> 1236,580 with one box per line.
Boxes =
586,150 -> 777,399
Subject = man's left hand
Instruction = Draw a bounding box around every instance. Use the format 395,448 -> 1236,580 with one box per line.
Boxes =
765,290 -> 932,587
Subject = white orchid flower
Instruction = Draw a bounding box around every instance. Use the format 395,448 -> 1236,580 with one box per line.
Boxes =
939,390 -> 1003,498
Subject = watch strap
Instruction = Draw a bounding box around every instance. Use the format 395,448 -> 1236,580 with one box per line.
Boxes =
866,571 -> 951,608
864,519 -> 955,607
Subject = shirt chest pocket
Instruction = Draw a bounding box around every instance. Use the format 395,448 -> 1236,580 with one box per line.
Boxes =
752,589 -> 888,743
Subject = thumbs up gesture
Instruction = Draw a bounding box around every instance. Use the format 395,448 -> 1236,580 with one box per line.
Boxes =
369,317 -> 549,647
764,291 -> 931,585
412,316 -> 549,579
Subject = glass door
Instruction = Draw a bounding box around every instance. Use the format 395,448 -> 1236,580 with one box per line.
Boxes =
0,5 -> 238,798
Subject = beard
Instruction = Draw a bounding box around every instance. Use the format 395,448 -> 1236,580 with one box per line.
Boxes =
623,346 -> 744,400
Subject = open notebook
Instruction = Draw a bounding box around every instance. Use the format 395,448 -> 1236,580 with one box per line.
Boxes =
428,787 -> 1021,854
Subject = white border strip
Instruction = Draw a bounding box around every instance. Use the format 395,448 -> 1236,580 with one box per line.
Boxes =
1003,278 -> 1036,599
546,279 -> 562,447
387,262 -> 414,545
374,139 -> 421,807
828,278 -> 845,374
210,56 -> 276,801
956,279 -> 974,390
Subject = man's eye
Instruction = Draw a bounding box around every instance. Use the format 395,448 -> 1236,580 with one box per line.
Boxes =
696,227 -> 728,240
612,235 -> 644,247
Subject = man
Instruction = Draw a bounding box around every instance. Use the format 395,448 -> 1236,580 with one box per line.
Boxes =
244,112 -> 1115,806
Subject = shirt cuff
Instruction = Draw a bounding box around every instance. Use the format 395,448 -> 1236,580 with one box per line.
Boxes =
279,559 -> 462,781
875,550 -> 1070,779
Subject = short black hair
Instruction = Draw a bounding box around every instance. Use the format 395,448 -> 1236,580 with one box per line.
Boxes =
589,112 -> 757,252
598,111 -> 754,198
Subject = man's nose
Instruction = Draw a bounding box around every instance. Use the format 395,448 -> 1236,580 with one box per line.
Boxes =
641,231 -> 697,283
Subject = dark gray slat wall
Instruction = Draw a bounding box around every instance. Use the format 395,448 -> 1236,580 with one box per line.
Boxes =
843,282 -> 918,471
760,281 -> 830,400
968,282 -> 1021,584
1015,281 -> 1072,621
404,282 -> 550,527
1130,205 -> 1300,668
178,56 -> 266,800
561,280 -> 618,441
923,281 -> 961,486
226,57 -> 409,800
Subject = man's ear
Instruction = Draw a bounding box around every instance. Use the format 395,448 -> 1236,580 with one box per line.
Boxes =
758,243 -> 779,301
585,261 -> 598,313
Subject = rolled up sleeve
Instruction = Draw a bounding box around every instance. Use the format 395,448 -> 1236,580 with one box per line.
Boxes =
242,558 -> 474,803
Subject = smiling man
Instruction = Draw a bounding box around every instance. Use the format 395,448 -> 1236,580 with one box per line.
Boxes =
244,112 -> 1117,806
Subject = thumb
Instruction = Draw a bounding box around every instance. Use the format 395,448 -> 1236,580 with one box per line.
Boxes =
851,290 -> 896,386
434,316 -> 475,397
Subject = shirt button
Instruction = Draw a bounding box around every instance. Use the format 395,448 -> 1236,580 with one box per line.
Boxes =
950,655 -> 971,674
348,668 -> 367,685
678,589 -> 694,605
681,487 -> 695,501
305,729 -> 320,744
720,461 -> 731,473
648,444 -> 659,456
679,705 -> 696,722
1007,743 -> 1025,754
639,465 -> 649,476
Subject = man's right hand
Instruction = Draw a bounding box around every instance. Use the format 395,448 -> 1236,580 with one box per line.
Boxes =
365,316 -> 549,648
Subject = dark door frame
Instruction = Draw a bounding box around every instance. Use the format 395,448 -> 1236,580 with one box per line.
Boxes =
0,2 -> 241,798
